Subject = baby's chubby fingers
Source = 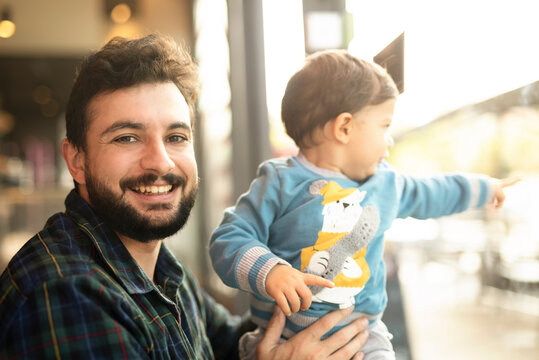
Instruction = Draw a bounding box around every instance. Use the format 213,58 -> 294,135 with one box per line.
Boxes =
297,285 -> 313,311
298,274 -> 333,311
284,288 -> 302,314
303,273 -> 335,289
273,293 -> 292,317
492,176 -> 521,208
500,177 -> 521,188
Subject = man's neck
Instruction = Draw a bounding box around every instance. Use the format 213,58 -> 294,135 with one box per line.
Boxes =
117,234 -> 162,282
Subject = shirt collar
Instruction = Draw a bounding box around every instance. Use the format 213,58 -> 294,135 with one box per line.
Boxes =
295,152 -> 349,179
154,244 -> 185,293
64,189 -> 184,294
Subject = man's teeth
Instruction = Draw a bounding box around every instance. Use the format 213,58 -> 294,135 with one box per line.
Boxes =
134,185 -> 173,194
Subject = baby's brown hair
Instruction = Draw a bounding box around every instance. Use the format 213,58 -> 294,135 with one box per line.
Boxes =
281,50 -> 398,148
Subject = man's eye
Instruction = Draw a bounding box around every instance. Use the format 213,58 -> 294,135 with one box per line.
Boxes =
114,135 -> 137,143
168,135 -> 188,143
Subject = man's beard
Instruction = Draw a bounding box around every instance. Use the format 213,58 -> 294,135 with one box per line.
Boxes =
85,170 -> 197,243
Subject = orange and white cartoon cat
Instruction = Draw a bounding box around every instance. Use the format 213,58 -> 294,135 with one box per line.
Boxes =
301,180 -> 380,308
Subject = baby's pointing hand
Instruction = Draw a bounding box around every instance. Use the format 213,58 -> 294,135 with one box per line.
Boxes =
492,177 -> 521,208
266,264 -> 334,316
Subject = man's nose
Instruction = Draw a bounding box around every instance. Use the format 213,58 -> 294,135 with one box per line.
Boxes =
140,139 -> 175,174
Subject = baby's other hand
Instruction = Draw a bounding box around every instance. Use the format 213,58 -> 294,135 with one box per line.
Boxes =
492,177 -> 521,208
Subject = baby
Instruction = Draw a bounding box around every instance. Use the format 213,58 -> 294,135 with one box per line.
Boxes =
210,49 -> 514,359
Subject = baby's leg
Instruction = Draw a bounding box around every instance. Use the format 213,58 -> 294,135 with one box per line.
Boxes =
238,327 -> 286,360
361,319 -> 396,360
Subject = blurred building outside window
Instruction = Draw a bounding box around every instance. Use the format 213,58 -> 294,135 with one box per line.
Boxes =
259,1 -> 539,358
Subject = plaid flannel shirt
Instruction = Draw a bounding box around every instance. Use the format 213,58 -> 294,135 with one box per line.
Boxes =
0,190 -> 246,359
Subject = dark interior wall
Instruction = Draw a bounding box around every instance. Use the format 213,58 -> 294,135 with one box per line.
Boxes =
0,57 -> 81,183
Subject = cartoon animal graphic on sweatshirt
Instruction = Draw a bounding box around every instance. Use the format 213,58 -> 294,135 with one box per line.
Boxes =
300,180 -> 380,308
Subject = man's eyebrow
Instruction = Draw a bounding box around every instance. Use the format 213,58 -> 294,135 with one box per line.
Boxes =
101,121 -> 144,137
168,122 -> 191,131
100,121 -> 191,137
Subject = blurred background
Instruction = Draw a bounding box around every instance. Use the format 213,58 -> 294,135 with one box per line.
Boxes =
0,0 -> 537,359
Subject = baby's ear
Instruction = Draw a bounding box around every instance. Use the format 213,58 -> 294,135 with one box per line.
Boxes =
333,112 -> 354,144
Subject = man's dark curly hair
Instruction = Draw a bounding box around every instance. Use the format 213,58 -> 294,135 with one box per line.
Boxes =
65,34 -> 199,150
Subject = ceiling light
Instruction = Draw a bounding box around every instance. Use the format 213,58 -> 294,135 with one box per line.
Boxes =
0,7 -> 15,38
111,3 -> 132,24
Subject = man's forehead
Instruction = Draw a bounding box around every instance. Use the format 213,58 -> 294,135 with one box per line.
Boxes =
86,83 -> 192,131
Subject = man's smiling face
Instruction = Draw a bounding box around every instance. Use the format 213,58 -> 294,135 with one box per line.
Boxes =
77,81 -> 198,242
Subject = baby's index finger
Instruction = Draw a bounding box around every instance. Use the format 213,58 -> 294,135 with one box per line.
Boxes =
500,177 -> 522,188
304,273 -> 334,288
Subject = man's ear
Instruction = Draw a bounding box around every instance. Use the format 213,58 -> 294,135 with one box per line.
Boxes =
61,138 -> 86,185
332,112 -> 354,144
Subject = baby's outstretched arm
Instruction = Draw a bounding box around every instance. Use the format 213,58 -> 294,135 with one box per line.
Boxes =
266,264 -> 334,316
492,177 -> 521,208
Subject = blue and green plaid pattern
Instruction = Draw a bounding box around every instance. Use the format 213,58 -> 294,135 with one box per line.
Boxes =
0,190 -> 244,359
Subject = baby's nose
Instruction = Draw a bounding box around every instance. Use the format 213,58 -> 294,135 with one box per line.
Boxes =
385,133 -> 394,148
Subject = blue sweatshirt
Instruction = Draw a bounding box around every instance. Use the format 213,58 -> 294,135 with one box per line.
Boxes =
210,155 -> 494,338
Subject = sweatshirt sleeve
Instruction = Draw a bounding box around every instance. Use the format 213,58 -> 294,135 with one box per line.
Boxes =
396,172 -> 495,219
209,161 -> 289,300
